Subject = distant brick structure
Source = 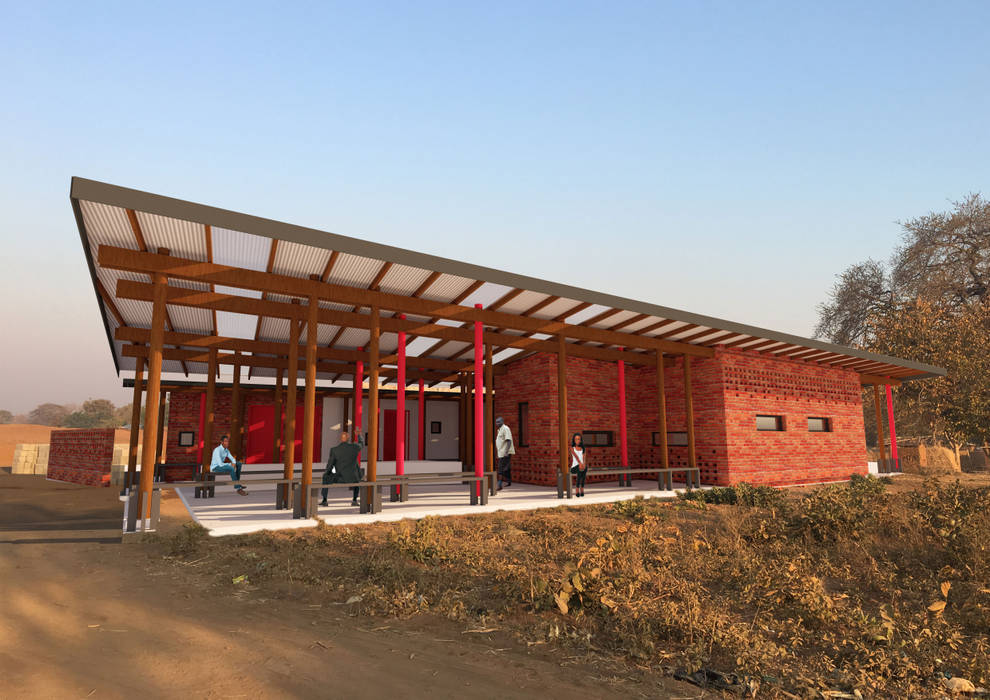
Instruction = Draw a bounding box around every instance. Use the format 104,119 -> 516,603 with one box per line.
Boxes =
494,347 -> 868,488
47,429 -> 116,487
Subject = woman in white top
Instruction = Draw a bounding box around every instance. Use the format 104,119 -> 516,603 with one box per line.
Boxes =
569,432 -> 588,497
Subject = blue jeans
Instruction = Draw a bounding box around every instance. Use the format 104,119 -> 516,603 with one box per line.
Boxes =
211,462 -> 243,489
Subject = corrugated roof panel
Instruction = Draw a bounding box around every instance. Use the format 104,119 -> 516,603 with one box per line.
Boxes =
259,317 -> 290,343
565,304 -> 611,325
117,298 -> 153,327
377,264 -> 434,296
493,348 -> 523,364
419,273 -> 478,302
215,284 -> 262,298
403,336 -> 439,357
167,304 -> 213,334
216,311 -> 259,339
161,359 -> 185,374
498,290 -> 549,314
80,201 -> 136,249
300,323 -> 341,345
437,341 -> 471,358
317,299 -> 353,312
335,327 -> 370,350
273,240 -> 332,278
185,362 -> 209,375
667,325 -> 711,341
328,253 -> 385,287
620,315 -> 664,333
593,309 -> 638,329
169,278 -> 211,292
377,332 -> 399,355
212,228 -> 271,272
643,321 -> 689,337
136,211 -> 207,260
531,298 -> 584,320
461,282 -> 512,308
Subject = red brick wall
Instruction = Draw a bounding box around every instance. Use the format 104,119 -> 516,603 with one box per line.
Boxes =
165,388 -> 322,481
47,429 -> 115,487
719,348 -> 867,486
493,347 -> 868,488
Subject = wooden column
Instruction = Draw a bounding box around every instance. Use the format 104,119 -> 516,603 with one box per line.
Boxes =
126,356 -> 145,490
485,344 -> 494,475
367,306 -> 381,502
137,272 -> 167,522
557,334 -> 571,498
655,351 -> 670,488
466,379 -> 474,467
155,390 -> 167,467
683,356 -> 697,486
354,348 -> 364,438
230,353 -> 242,455
273,368 -> 283,463
283,303 -> 300,498
201,348 -> 217,478
300,295 -> 318,513
458,375 -> 466,465
873,384 -> 888,473
618,349 -> 628,481
885,383 -> 899,472
473,304 -> 484,496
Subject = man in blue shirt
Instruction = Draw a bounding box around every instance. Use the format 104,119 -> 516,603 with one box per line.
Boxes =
210,435 -> 248,496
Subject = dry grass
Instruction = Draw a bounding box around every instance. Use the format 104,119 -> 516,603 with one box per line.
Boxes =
160,474 -> 990,698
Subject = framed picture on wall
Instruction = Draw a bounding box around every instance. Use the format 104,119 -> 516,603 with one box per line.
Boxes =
178,431 -> 195,447
430,421 -> 442,434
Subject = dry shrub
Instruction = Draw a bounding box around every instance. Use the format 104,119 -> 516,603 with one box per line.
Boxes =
165,476 -> 990,697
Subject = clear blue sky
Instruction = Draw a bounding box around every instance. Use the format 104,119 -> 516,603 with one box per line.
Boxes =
1,1 -> 988,413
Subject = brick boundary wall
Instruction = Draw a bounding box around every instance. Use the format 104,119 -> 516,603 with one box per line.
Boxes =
47,429 -> 116,487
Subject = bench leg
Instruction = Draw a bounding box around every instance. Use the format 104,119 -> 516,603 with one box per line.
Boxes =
480,482 -> 488,506
125,488 -> 139,533
470,481 -> 479,505
372,486 -> 382,514
359,486 -> 369,514
149,490 -> 161,530
557,472 -> 564,499
400,482 -> 409,502
293,483 -> 304,519
390,484 -> 401,502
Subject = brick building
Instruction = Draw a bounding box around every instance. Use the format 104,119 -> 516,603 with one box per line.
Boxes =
70,177 -> 944,509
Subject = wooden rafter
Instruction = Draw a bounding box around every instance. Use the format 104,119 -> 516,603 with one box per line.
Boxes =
632,319 -> 680,336
95,279 -> 126,326
249,239 -> 280,379
204,224 -> 218,336
125,209 -> 189,376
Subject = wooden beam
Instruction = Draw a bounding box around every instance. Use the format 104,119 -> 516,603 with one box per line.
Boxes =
273,368 -> 283,464
116,280 -> 713,360
95,279 -> 126,327
283,301 -> 300,495
655,351 -> 669,486
320,251 -> 341,283
249,239 -> 280,379
205,224 -> 218,335
114,327 -> 498,374
230,355 -> 242,455
632,319 -> 680,336
860,374 -> 902,387
99,246 -> 712,356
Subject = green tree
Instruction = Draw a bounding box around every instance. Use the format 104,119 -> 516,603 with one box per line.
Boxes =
28,403 -> 69,426
62,411 -> 100,428
0,410 -> 12,424
82,399 -> 116,427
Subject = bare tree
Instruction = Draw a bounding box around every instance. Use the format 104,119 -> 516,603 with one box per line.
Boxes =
814,259 -> 893,346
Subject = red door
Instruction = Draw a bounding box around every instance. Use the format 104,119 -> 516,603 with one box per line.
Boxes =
245,405 -> 275,464
383,409 -> 410,461
289,404 -> 322,464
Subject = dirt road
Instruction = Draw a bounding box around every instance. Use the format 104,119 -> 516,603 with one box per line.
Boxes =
0,474 -> 688,699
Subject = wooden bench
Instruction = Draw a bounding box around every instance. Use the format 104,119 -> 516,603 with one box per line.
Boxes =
296,473 -> 490,518
557,466 -> 701,498
122,477 -> 298,533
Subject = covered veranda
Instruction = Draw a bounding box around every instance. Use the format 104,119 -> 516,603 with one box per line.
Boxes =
71,178 -> 938,533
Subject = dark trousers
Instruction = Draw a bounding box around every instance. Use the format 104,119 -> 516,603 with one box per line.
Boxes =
321,484 -> 359,503
574,468 -> 587,488
497,455 -> 511,484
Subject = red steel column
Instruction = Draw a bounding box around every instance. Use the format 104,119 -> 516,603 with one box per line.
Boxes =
618,348 -> 628,482
196,391 -> 206,466
396,315 -> 407,496
885,383 -> 899,472
473,304 -> 484,496
354,347 -> 364,438
417,379 -> 425,460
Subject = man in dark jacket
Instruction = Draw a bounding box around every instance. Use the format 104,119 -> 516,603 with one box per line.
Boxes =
320,432 -> 364,507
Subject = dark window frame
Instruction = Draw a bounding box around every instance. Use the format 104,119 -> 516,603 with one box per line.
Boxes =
517,402 -> 529,447
756,414 -> 785,432
807,416 -> 832,433
581,430 -> 614,447
652,431 -> 689,446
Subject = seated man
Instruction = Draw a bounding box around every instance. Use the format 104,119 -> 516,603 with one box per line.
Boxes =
321,431 -> 363,507
210,435 -> 248,496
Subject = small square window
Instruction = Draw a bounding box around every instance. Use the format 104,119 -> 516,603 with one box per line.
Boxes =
581,431 -> 614,447
430,421 -> 442,435
808,417 -> 831,432
652,431 -> 688,446
178,431 -> 195,447
756,415 -> 784,432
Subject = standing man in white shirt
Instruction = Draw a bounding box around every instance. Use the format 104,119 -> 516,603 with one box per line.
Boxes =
494,416 -> 515,490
